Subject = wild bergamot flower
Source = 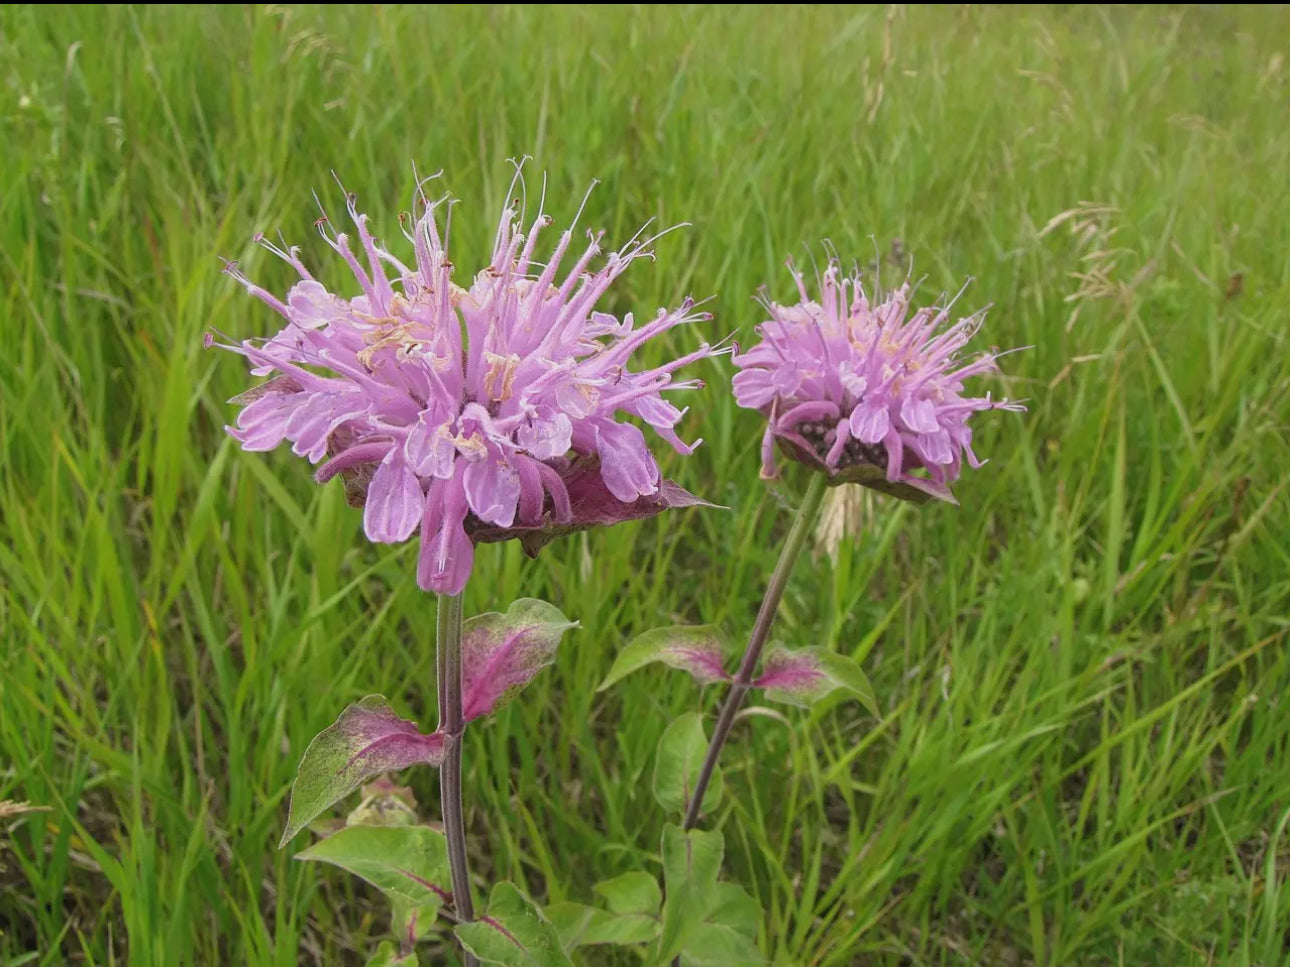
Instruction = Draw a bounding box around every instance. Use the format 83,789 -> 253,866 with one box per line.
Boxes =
212,173 -> 717,593
732,257 -> 1023,502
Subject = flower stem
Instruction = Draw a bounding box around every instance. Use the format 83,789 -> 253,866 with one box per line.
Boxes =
682,472 -> 829,831
436,591 -> 478,967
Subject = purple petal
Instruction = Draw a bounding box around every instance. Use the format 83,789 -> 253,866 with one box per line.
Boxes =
462,458 -> 522,528
417,475 -> 475,595
952,424 -> 985,469
777,399 -> 841,430
759,425 -> 778,479
555,380 -> 599,419
848,398 -> 891,444
316,441 -> 391,485
512,455 -> 545,525
881,426 -> 905,480
364,454 -> 425,543
405,414 -> 457,479
286,280 -> 341,328
825,418 -> 851,466
595,421 -> 660,502
912,427 -> 954,466
771,365 -> 803,396
516,412 -> 573,461
534,460 -> 572,522
229,392 -> 299,451
731,368 -> 778,410
839,366 -> 867,399
286,393 -> 368,463
899,396 -> 941,435
631,394 -> 684,430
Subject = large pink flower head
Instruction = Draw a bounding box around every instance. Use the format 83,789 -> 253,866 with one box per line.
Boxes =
732,258 -> 1024,503
212,172 -> 718,594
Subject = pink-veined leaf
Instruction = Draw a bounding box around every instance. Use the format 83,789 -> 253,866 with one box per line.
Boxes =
280,696 -> 445,846
597,626 -> 731,691
455,881 -> 573,966
751,647 -> 879,715
295,824 -> 452,915
460,599 -> 578,724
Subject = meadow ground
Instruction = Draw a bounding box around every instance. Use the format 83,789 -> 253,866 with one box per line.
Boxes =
3,5 -> 1290,965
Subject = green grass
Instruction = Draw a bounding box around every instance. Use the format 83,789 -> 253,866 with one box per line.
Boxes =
3,4 -> 1289,965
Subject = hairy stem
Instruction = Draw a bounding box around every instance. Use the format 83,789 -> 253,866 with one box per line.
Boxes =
437,592 -> 478,967
683,472 -> 828,831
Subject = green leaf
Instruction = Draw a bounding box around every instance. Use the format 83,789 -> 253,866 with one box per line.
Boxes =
578,914 -> 656,947
295,824 -> 450,915
593,871 -> 662,917
653,712 -> 722,818
280,695 -> 445,846
657,824 -> 724,960
543,902 -> 657,949
392,897 -> 440,946
455,881 -> 572,967
543,902 -> 598,948
752,646 -> 879,716
597,626 -> 731,691
365,940 -> 417,966
678,924 -> 765,966
460,599 -> 578,724
706,883 -> 760,940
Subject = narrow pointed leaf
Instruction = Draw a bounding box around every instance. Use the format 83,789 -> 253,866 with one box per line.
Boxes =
598,626 -> 731,691
752,646 -> 879,715
593,871 -> 662,917
544,902 -> 658,949
653,712 -> 723,818
461,599 -> 578,724
455,881 -> 573,967
281,696 -> 445,845
295,824 -> 451,915
657,824 -> 724,960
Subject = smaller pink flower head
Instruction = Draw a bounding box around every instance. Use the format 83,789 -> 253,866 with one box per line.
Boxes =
213,171 -> 719,594
732,258 -> 1024,503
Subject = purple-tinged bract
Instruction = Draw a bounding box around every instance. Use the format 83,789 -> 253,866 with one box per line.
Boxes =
214,174 -> 718,594
732,259 -> 1024,503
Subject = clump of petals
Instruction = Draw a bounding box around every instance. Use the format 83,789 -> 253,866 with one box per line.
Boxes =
732,258 -> 1024,502
213,173 -> 719,593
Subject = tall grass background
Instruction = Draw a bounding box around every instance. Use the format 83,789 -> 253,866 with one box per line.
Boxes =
2,5 -> 1289,965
